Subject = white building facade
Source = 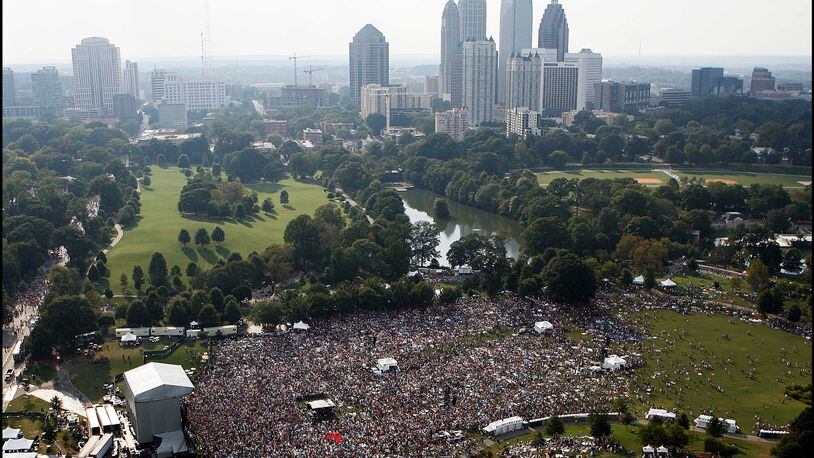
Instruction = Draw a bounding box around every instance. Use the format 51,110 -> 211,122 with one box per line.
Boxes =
435,107 -> 470,141
123,60 -> 139,99
564,49 -> 602,110
462,39 -> 498,126
71,37 -> 122,116
505,51 -> 542,111
163,76 -> 228,111
506,107 -> 541,139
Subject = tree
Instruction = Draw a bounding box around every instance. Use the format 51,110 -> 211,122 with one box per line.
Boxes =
787,304 -> 802,322
262,198 -> 275,214
544,415 -> 565,437
408,221 -> 440,267
177,153 -> 190,168
211,227 -> 225,247
746,259 -> 771,292
223,301 -> 241,324
119,272 -> 128,288
253,300 -> 284,327
48,266 -> 82,296
433,198 -> 450,219
209,287 -> 225,312
126,300 -> 150,327
142,176 -> 151,186
521,217 -> 570,256
589,413 -> 612,438
757,288 -> 781,315
87,264 -> 101,282
782,248 -> 803,274
186,262 -> 199,278
167,297 -> 191,326
707,416 -> 725,438
644,267 -> 657,289
366,113 -> 387,136
280,190 -> 290,205
542,253 -> 596,303
705,438 -> 738,457
548,150 -> 569,169
178,229 -> 191,246
132,265 -> 145,290
195,228 -> 211,247
198,304 -> 221,327
147,252 -> 169,287
772,407 -> 812,458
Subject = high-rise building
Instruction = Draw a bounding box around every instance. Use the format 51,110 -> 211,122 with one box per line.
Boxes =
691,67 -> 724,96
424,75 -> 439,96
439,0 -> 462,106
31,66 -> 63,114
462,39 -> 498,126
71,37 -> 122,116
435,107 -> 470,141
750,67 -> 776,94
594,81 -> 650,113
112,93 -> 138,119
349,24 -> 390,108
2,67 -> 15,107
157,102 -> 188,130
360,84 -> 432,119
498,0 -> 533,104
123,60 -> 139,99
538,0 -> 569,61
539,61 -> 579,115
713,76 -> 744,95
506,106 -> 541,138
459,0 -> 487,42
163,77 -> 228,111
505,51 -> 542,111
660,88 -> 691,107
151,69 -> 170,102
564,49 -> 602,109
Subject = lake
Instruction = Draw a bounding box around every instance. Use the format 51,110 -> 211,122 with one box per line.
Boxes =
400,188 -> 523,266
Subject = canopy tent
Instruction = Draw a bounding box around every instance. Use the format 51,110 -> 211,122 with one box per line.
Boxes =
659,279 -> 677,288
188,321 -> 199,328
307,399 -> 336,410
657,446 -> 669,454
633,275 -> 645,285
2,427 -> 21,440
642,445 -> 655,453
533,321 -> 553,333
645,408 -> 676,421
376,357 -> 398,372
293,321 -> 310,331
3,438 -> 34,453
602,355 -> 627,371
121,332 -> 137,343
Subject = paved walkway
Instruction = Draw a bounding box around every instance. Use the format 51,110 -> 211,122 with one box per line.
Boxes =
29,388 -> 87,417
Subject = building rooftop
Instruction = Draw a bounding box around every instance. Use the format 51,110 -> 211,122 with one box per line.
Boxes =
124,362 -> 193,402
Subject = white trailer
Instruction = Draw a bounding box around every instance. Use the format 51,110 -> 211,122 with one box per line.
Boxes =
150,327 -> 184,337
115,327 -> 150,337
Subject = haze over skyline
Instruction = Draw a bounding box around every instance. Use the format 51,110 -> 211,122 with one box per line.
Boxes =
2,0 -> 812,66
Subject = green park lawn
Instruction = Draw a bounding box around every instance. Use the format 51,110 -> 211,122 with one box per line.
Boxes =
631,309 -> 812,433
536,170 -> 673,187
105,166 -> 330,293
674,170 -> 811,188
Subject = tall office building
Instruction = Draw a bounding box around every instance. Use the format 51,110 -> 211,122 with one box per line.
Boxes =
123,60 -> 139,99
349,24 -> 390,108
435,107 -> 470,141
594,81 -> 651,113
3,67 -> 16,107
424,75 -> 439,96
750,67 -> 776,94
498,0 -> 533,104
691,67 -> 724,96
505,51 -> 542,111
113,93 -> 138,119
163,76 -> 228,111
151,69 -> 170,102
713,76 -> 744,95
462,39 -> 498,126
439,0 -> 463,106
157,102 -> 188,130
31,66 -> 63,114
538,0 -> 569,61
459,0 -> 487,41
539,61 -> 579,115
564,49 -> 602,109
71,37 -> 122,116
360,84 -> 431,120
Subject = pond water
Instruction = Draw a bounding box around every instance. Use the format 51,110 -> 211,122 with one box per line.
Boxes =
400,188 -> 523,266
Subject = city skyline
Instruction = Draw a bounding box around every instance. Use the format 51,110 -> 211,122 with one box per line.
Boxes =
2,0 -> 812,65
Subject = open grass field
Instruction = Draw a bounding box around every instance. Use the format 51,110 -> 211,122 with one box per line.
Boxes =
3,395 -> 80,454
536,170 -> 671,187
65,338 -> 207,402
674,170 -> 811,188
105,166 -> 331,293
631,309 -> 812,433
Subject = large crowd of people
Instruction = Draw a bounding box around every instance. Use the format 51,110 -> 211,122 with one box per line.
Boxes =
185,294 -> 643,456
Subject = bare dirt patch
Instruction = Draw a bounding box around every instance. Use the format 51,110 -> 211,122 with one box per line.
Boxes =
798,181 -> 812,186
705,178 -> 738,185
636,177 -> 663,184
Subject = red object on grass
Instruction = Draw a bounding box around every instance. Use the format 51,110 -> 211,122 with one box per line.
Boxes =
326,432 -> 344,444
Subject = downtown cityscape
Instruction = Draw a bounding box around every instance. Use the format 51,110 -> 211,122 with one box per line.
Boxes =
1,0 -> 812,457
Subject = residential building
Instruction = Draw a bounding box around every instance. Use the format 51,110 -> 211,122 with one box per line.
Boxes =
71,37 -> 122,116
660,88 -> 691,107
459,0 -> 487,41
505,51 -> 542,111
435,107 -> 470,141
691,67 -> 724,96
163,76 -> 228,111
360,84 -> 432,120
31,66 -> 63,114
539,61 -> 579,115
123,60 -> 139,99
537,0 -> 569,61
594,81 -> 651,113
564,49 -> 602,109
498,0 -> 533,104
750,67 -> 776,94
112,93 -> 138,119
424,75 -> 439,96
2,67 -> 15,107
302,128 -> 324,147
439,0 -> 463,106
349,24 -> 390,108
150,69 -> 170,102
157,102 -> 188,130
262,119 -> 288,137
462,39 -> 498,126
506,107 -> 541,138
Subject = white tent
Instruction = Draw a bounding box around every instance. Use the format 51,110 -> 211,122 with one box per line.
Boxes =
123,363 -> 194,443
2,427 -> 21,440
646,408 -> 676,421
293,321 -> 310,331
482,416 -> 524,436
642,445 -> 655,453
306,399 -> 336,410
376,357 -> 398,372
633,275 -> 645,285
3,438 -> 34,453
660,279 -> 677,288
534,321 -> 553,333
602,355 -> 627,371
657,445 -> 669,454
589,365 -> 603,372
120,332 -> 138,344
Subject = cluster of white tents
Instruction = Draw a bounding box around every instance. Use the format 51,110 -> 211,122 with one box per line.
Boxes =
632,276 -> 677,288
602,355 -> 627,371
695,415 -> 739,434
533,321 -> 553,334
2,427 -> 36,458
645,408 -> 676,421
642,445 -> 670,457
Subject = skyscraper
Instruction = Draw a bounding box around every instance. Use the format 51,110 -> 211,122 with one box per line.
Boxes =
2,67 -> 15,107
71,37 -> 122,116
123,60 -> 139,99
440,0 -> 463,106
31,66 -> 63,114
459,0 -> 487,42
462,39 -> 498,126
691,67 -> 724,96
349,24 -> 390,109
505,51 -> 542,111
498,0 -> 533,104
538,0 -> 569,61
564,49 -> 603,109
151,68 -> 170,102
539,61 -> 579,115
750,67 -> 776,94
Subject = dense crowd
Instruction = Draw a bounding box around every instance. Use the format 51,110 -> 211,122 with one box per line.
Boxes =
5,249 -> 64,333
504,435 -> 625,457
185,294 -> 643,456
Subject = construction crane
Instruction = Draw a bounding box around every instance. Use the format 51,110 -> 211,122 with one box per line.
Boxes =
288,54 -> 311,86
302,65 -> 324,86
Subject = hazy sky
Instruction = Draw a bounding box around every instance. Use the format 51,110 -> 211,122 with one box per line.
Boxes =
3,0 -> 812,64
